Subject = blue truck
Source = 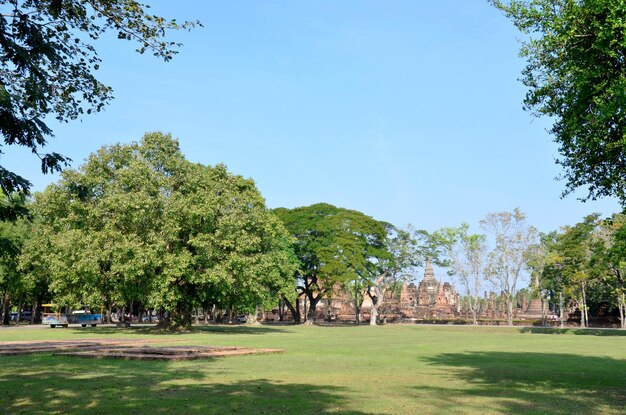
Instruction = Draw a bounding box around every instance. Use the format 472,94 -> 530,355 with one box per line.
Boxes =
42,304 -> 102,328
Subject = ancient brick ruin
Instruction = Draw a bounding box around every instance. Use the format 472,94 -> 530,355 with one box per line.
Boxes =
266,258 -> 462,323
264,255 -> 558,324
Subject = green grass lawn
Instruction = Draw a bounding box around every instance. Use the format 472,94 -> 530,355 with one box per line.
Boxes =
0,324 -> 624,414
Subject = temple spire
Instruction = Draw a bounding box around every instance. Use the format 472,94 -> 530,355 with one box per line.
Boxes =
423,257 -> 436,282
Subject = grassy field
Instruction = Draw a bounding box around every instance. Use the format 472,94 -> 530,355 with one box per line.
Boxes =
0,324 -> 624,414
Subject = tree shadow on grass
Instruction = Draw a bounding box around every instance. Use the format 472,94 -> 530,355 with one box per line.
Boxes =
0,355 -> 378,415
419,351 -> 625,414
71,324 -> 288,336
518,327 -> 626,336
190,325 -> 289,335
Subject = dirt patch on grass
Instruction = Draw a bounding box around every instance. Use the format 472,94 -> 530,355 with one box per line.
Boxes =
56,345 -> 284,360
0,339 -> 283,360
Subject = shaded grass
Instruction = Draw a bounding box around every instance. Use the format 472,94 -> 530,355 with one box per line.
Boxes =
518,326 -> 626,336
0,355 -> 373,415
0,324 -> 624,414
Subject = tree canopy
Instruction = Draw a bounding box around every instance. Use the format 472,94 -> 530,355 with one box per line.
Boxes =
23,132 -> 296,328
492,0 -> 626,204
365,224 -> 425,325
430,224 -> 488,325
531,212 -> 626,328
481,208 -> 537,325
274,203 -> 388,323
0,192 -> 30,324
0,1 -> 199,196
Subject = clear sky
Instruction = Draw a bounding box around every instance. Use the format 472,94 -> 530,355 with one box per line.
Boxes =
4,0 -> 622,237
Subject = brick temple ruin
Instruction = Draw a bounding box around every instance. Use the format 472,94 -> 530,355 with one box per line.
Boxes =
265,257 -> 551,323
266,258 -> 462,323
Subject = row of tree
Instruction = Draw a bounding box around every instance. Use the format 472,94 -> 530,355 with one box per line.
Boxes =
273,205 -> 429,325
428,211 -> 626,328
2,133 -> 297,328
430,209 -> 537,326
2,132 -> 426,328
531,214 -> 626,328
1,133 -> 624,328
491,1 -> 626,327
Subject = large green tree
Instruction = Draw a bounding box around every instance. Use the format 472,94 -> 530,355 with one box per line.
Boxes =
0,192 -> 30,324
274,203 -> 388,324
554,214 -> 602,328
593,213 -> 626,327
24,132 -> 296,328
492,0 -> 626,204
0,1 -> 199,196
534,214 -> 610,327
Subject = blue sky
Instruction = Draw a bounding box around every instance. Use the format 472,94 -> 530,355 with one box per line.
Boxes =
4,0 -> 622,236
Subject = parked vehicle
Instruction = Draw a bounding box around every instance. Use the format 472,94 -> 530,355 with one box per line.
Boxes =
41,304 -> 102,328
41,304 -> 68,328
71,305 -> 103,327
8,310 -> 32,322
141,314 -> 159,323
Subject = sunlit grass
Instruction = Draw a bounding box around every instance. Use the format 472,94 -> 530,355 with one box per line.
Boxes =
0,324 -> 624,414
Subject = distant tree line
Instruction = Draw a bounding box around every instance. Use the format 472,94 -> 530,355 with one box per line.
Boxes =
1,133 -> 624,328
0,132 -> 429,328
530,214 -> 626,328
433,211 -> 626,328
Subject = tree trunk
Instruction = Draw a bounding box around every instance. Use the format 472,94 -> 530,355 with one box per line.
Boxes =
31,300 -> 38,324
282,295 -> 301,324
353,282 -> 361,325
33,297 -> 43,324
306,297 -> 319,324
326,298 -> 333,322
469,296 -> 478,325
369,302 -> 379,326
1,292 -> 10,326
16,299 -> 23,324
581,284 -> 589,328
354,297 -> 361,325
277,297 -> 284,322
618,296 -> 623,328
117,306 -> 131,327
367,282 -> 387,326
506,296 -> 513,326
105,305 -> 112,324
559,292 -> 564,328
578,298 -> 585,328
302,296 -> 308,323
159,307 -> 192,330
619,292 -> 625,329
